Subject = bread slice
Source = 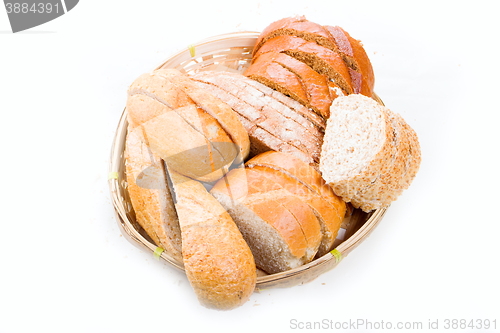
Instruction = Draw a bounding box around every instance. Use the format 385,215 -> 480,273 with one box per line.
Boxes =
252,15 -> 336,57
319,94 -> 420,212
252,35 -> 353,95
210,168 -> 321,273
174,104 -> 238,179
249,15 -> 374,97
125,126 -> 182,261
192,71 -> 324,135
166,167 -> 256,310
139,110 -> 225,182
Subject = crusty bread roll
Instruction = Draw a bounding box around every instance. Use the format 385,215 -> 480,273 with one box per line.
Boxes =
125,126 -> 182,260
166,166 -> 256,310
319,94 -> 421,212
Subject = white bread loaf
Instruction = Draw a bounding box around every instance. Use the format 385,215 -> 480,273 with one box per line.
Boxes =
319,94 -> 421,212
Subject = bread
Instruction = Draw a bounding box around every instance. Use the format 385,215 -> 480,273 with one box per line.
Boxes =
124,125 -> 182,261
319,94 -> 421,212
253,15 -> 336,57
245,165 -> 343,257
210,167 -> 322,273
248,52 -> 333,118
190,71 -> 323,166
244,151 -> 346,252
166,166 -> 256,310
126,69 -> 249,183
249,16 -> 374,97
154,68 -> 251,160
252,35 -> 353,95
324,25 -> 375,96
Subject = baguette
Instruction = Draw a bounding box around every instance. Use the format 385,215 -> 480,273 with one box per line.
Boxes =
166,166 -> 256,310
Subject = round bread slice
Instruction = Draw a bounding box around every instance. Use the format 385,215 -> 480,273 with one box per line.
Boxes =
319,94 -> 395,206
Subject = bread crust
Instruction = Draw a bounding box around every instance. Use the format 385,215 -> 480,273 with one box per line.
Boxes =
154,69 -> 251,160
254,52 -> 333,118
191,73 -> 322,163
125,126 -> 182,260
253,35 -> 353,95
324,26 -> 375,96
245,56 -> 309,106
252,15 -> 336,57
210,167 -> 323,273
167,168 -> 256,310
191,79 -> 316,165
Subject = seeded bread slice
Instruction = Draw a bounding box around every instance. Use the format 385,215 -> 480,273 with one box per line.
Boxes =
319,94 -> 395,207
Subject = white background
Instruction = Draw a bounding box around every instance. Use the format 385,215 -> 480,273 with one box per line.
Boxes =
1,1 -> 499,332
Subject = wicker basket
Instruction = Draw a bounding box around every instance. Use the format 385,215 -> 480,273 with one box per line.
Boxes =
108,31 -> 388,290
